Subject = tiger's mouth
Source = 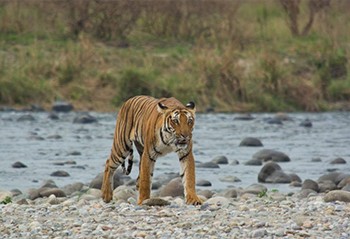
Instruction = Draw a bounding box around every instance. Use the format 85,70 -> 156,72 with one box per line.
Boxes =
175,139 -> 189,149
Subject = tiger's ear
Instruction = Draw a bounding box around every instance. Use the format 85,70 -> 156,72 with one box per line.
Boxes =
157,102 -> 168,113
186,101 -> 196,111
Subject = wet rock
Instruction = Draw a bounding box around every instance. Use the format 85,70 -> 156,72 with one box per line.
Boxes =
258,162 -> 291,183
318,172 -> 349,185
342,184 -> 350,192
198,190 -> 215,199
197,162 -> 220,168
330,157 -> 347,164
218,188 -> 238,198
50,170 -> 70,177
295,189 -> 318,199
338,176 -> 350,188
52,100 -> 73,112
73,113 -> 98,124
211,155 -> 229,164
244,158 -> 262,166
318,180 -> 337,193
290,181 -> 302,187
89,172 -> 123,190
67,151 -> 82,156
234,114 -> 255,121
142,198 -> 171,206
324,190 -> 350,203
17,114 -> 35,122
113,185 -> 137,201
302,179 -> 319,192
239,137 -> 263,147
12,161 -> 27,168
16,198 -> 29,205
39,188 -> 66,198
61,182 -> 84,196
289,173 -> 302,183
264,117 -> 283,125
230,159 -> 240,165
47,134 -> 62,140
219,176 -> 241,183
48,112 -> 59,120
159,177 -> 184,197
152,172 -> 179,186
204,196 -> 230,207
253,149 -> 291,162
300,119 -> 312,127
151,181 -> 162,190
41,180 -> 58,188
196,179 -> 212,187
27,189 -> 41,200
10,189 -> 22,197
311,158 -> 322,162
243,184 -> 267,195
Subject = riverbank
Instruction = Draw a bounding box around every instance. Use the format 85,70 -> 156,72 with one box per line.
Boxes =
1,189 -> 349,239
1,1 -> 350,112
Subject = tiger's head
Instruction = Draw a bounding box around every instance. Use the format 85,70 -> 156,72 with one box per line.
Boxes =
157,100 -> 196,150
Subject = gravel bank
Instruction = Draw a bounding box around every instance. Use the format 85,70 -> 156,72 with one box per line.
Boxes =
1,192 -> 349,239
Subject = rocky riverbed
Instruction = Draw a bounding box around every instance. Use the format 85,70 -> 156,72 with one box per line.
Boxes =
1,106 -> 350,238
1,187 -> 350,239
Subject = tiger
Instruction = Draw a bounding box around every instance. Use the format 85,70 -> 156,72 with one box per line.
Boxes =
101,95 -> 203,205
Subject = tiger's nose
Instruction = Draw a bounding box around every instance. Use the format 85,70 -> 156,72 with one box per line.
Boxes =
177,135 -> 190,144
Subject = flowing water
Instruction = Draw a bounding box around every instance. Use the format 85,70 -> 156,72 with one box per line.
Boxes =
1,111 -> 350,193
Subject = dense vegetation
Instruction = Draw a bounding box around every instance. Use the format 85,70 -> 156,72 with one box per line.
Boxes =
0,0 -> 349,112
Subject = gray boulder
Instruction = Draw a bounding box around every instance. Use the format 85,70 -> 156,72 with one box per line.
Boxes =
244,158 -> 262,166
196,179 -> 212,187
302,179 -> 319,192
239,137 -> 263,147
243,184 -> 267,195
159,177 -> 184,197
211,156 -> 229,164
318,172 -> 349,185
89,172 -> 123,190
52,100 -> 73,112
73,113 -> 98,124
253,149 -> 291,162
258,162 -> 291,183
324,190 -> 350,202
197,162 -> 220,169
330,157 -> 347,164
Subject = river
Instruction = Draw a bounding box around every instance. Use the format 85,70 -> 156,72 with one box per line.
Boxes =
1,111 -> 350,193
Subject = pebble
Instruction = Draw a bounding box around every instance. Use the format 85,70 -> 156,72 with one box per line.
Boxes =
1,190 -> 350,239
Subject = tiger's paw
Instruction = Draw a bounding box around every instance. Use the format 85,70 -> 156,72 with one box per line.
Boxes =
186,194 -> 203,205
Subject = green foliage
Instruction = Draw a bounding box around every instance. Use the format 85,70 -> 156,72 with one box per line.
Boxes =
258,189 -> 268,198
112,68 -> 170,106
0,0 -> 349,111
0,196 -> 12,205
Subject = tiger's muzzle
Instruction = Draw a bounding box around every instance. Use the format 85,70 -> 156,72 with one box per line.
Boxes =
175,135 -> 190,149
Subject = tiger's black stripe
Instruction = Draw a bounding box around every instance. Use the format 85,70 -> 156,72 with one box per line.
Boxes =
179,151 -> 190,161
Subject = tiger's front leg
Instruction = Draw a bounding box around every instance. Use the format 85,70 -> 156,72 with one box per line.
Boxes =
179,151 -> 202,205
137,152 -> 155,205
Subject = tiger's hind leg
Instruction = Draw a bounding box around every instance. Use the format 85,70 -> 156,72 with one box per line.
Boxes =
121,149 -> 134,175
102,147 -> 133,202
101,156 -> 119,203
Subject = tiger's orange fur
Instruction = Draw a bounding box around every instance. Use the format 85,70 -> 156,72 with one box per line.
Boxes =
101,95 -> 202,205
